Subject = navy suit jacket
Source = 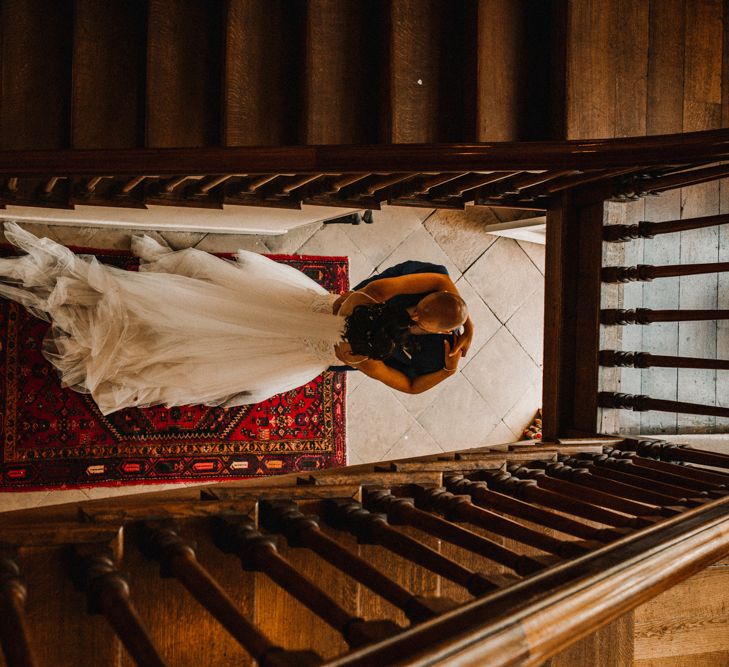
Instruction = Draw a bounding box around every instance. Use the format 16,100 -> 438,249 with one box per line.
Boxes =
332,260 -> 455,379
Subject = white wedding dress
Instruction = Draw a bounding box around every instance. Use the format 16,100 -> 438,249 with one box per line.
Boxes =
0,222 -> 345,415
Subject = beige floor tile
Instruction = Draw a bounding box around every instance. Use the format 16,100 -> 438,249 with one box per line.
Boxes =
0,490 -> 51,513
455,277 -> 501,365
483,420 -> 520,446
505,286 -> 545,366
158,231 -> 207,250
346,368 -> 365,393
342,205 -> 425,267
383,420 -> 442,461
377,226 -> 462,281
464,238 -> 540,323
264,221 -> 323,254
424,206 -> 500,272
463,326 -> 542,417
517,240 -> 546,275
346,376 -> 415,463
297,224 -> 375,287
502,382 -> 542,436
35,489 -> 90,507
417,374 -> 502,450
194,232 -> 269,253
392,374 -> 450,417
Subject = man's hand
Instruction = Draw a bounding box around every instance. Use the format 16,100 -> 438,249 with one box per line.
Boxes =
451,317 -> 474,357
332,292 -> 352,315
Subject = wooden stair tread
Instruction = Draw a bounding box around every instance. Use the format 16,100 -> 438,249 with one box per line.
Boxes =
146,0 -> 223,147
0,0 -> 73,150
385,0 -> 473,143
224,0 -> 301,146
71,0 -> 147,149
474,0 -> 560,141
302,0 -> 381,144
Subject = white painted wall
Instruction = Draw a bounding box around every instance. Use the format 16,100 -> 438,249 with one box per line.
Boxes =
3,202 -> 357,235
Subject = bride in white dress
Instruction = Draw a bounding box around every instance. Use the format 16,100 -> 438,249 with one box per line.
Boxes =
0,222 -> 347,414
0,223 -> 470,415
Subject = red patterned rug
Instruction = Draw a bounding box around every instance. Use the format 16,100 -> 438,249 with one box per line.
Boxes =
0,246 -> 348,491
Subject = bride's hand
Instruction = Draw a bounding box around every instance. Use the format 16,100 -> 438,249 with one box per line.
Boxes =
335,342 -> 368,366
332,292 -> 352,314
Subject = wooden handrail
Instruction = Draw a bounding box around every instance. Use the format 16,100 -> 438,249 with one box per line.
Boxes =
0,128 -> 727,176
327,495 -> 729,666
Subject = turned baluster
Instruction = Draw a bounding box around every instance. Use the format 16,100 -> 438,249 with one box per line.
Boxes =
513,462 -> 667,518
570,452 -> 726,496
615,439 -> 729,471
599,392 -> 729,420
397,172 -> 467,197
364,173 -> 416,196
193,175 -> 236,195
82,176 -> 109,194
364,489 -> 553,576
323,173 -> 370,194
259,500 -> 458,623
429,172 -> 517,199
602,261 -> 729,283
444,475 -> 618,542
479,469 -> 639,528
119,175 -> 147,194
72,549 -> 166,667
280,173 -> 324,194
553,458 -> 705,506
213,517 -> 400,648
604,212 -> 729,242
323,499 -> 507,596
6,177 -> 18,193
629,163 -> 729,195
0,557 -> 38,667
600,350 -> 729,371
606,448 -> 729,487
601,308 -> 729,325
238,174 -> 286,195
520,461 -> 669,515
140,523 -> 321,665
502,169 -> 576,194
409,485 -> 594,557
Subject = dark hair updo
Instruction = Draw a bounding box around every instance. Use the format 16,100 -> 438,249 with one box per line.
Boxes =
343,302 -> 412,360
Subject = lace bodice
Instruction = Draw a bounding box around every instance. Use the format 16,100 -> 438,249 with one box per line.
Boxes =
303,292 -> 345,365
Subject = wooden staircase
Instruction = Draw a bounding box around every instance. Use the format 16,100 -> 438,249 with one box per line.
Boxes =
1,0 -> 561,153
2,438 -> 729,666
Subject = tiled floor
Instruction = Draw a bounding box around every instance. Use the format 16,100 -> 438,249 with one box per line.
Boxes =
0,205 -> 545,509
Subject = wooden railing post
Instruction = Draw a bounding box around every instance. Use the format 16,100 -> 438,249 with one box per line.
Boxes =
0,557 -> 38,667
71,548 -> 167,667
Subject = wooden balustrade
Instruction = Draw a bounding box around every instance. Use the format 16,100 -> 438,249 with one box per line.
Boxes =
139,523 -> 318,666
364,488 -> 553,576
258,500 -> 458,623
323,498 -> 504,596
0,440 -> 727,664
213,516 -> 402,648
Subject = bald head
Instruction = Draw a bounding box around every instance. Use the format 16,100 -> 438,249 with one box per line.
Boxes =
413,291 -> 469,333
